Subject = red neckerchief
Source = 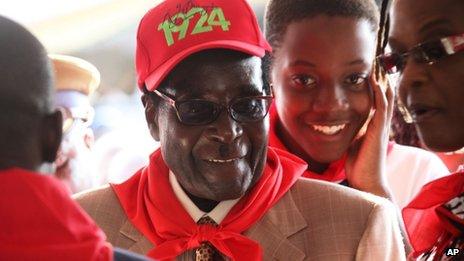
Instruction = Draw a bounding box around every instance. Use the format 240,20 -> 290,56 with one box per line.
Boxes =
268,103 -> 394,183
0,168 -> 112,261
112,147 -> 307,260
402,171 -> 464,258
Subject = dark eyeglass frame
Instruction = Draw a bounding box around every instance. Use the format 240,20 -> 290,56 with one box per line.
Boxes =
377,32 -> 464,74
153,89 -> 273,126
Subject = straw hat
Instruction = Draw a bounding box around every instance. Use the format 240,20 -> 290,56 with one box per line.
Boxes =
49,54 -> 100,96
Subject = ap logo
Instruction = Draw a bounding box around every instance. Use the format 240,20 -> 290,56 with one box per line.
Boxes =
445,248 -> 460,257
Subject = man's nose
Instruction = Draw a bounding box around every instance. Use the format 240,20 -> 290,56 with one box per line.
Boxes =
205,110 -> 244,144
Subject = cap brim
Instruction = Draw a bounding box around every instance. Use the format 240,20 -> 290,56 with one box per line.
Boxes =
144,40 -> 267,92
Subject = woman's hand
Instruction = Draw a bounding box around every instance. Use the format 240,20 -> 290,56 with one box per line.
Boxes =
346,72 -> 413,255
345,73 -> 394,198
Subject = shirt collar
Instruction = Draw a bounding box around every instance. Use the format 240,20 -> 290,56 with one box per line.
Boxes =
169,171 -> 239,224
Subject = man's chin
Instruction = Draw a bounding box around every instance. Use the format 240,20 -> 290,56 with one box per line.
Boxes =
210,189 -> 246,202
422,138 -> 464,153
417,127 -> 464,152
203,177 -> 252,202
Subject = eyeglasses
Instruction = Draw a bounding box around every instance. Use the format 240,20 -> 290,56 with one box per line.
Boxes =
377,33 -> 464,74
57,106 -> 94,134
153,89 -> 273,125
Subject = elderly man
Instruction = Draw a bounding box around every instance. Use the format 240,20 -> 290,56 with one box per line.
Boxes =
51,54 -> 99,193
75,0 -> 405,260
378,0 -> 464,259
0,15 -> 150,261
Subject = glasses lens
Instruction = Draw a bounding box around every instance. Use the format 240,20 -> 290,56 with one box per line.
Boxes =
63,118 -> 75,133
231,97 -> 271,122
177,100 -> 219,125
414,41 -> 447,64
378,53 -> 403,74
57,107 -> 74,133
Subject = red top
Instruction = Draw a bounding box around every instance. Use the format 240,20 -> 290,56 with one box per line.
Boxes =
0,168 -> 112,261
112,147 -> 307,261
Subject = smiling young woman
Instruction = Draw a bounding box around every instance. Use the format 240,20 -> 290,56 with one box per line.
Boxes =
264,0 -> 449,210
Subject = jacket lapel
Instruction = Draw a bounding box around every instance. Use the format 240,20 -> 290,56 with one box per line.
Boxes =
245,188 -> 307,260
119,219 -> 154,254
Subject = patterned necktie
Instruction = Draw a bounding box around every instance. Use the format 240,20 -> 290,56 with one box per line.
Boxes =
195,216 -> 224,261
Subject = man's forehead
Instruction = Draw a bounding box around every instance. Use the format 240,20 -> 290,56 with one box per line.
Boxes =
165,53 -> 264,97
174,82 -> 265,98
173,50 -> 261,72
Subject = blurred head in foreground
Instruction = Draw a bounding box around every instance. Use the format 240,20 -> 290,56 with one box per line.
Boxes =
0,17 -> 61,172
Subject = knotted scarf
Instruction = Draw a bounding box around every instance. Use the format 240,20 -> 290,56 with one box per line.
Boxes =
402,171 -> 464,258
112,147 -> 306,260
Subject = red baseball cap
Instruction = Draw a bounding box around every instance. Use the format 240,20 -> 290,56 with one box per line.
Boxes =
136,0 -> 272,91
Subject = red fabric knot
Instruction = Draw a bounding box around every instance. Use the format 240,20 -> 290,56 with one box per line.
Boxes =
403,171 -> 464,258
188,224 -> 219,248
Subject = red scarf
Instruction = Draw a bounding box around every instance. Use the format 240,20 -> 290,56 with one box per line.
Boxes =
112,147 -> 306,260
268,103 -> 394,183
0,168 -> 112,261
402,171 -> 464,258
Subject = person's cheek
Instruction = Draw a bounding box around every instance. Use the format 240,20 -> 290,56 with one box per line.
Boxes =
247,123 -> 267,177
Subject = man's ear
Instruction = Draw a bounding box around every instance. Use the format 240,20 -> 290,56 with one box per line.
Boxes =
142,94 -> 160,141
83,128 -> 94,149
41,110 -> 62,163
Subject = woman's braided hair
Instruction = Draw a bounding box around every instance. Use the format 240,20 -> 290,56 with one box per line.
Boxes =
380,0 -> 422,147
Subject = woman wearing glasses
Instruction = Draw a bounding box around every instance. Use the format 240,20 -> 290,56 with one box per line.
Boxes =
378,0 -> 464,259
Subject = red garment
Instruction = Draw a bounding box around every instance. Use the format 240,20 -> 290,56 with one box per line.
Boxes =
402,171 -> 464,258
268,103 -> 394,183
112,147 -> 307,261
0,168 -> 112,261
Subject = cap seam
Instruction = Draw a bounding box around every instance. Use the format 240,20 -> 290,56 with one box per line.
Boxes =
136,14 -> 151,81
241,0 -> 261,46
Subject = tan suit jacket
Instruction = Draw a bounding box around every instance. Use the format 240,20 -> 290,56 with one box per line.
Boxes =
75,178 -> 405,260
